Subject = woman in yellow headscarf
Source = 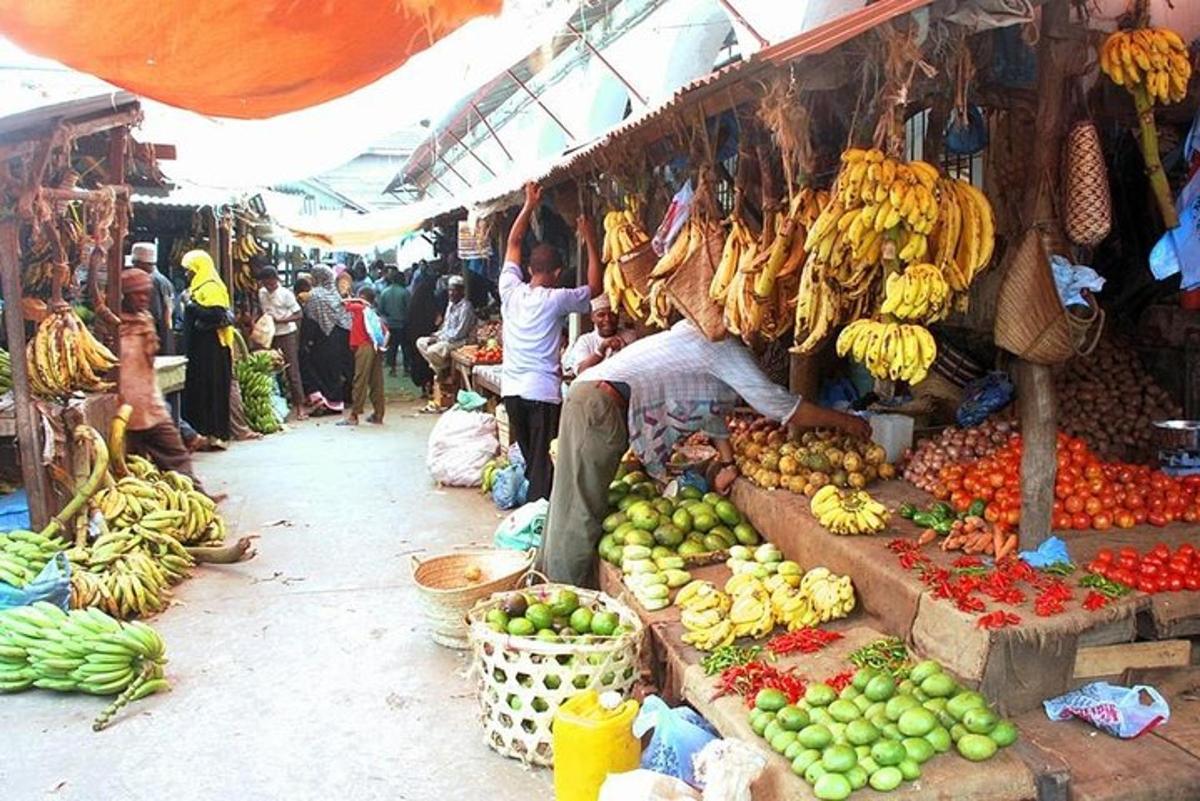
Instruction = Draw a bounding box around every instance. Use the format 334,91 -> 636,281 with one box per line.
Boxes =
180,250 -> 233,442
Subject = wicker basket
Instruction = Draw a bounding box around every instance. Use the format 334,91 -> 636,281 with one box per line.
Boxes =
618,243 -> 658,295
410,548 -> 535,649
1063,120 -> 1112,248
664,224 -> 728,341
467,584 -> 644,766
994,228 -> 1104,365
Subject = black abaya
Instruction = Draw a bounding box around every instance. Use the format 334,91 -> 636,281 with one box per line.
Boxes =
181,303 -> 232,439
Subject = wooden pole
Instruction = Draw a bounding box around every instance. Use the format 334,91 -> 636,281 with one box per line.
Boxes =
105,127 -> 127,321
0,221 -> 53,529
1015,0 -> 1079,549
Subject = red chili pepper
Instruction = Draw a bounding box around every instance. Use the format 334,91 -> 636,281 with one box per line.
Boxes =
952,556 -> 984,568
977,610 -> 1021,629
825,669 -> 856,693
888,538 -> 917,554
715,661 -> 807,708
1082,591 -> 1110,611
767,628 -> 844,656
898,551 -> 931,570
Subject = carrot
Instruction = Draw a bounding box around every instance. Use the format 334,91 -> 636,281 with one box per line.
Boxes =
992,527 -> 1005,558
996,534 -> 1019,561
983,539 -> 994,555
917,528 -> 938,546
942,534 -> 964,551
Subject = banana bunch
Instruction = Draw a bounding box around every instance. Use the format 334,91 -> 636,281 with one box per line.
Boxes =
0,530 -> 64,587
235,351 -> 283,434
833,149 -> 941,239
646,217 -> 718,327
602,206 -> 652,320
676,580 -> 735,651
835,319 -> 937,384
1100,27 -> 1192,104
880,262 -> 951,322
0,347 -> 12,394
27,308 -> 118,397
810,485 -> 890,535
95,469 -> 224,547
0,602 -> 169,729
620,545 -> 691,611
233,223 -> 265,295
710,206 -> 757,304
66,520 -> 196,619
799,567 -> 856,623
725,573 -> 777,639
931,178 -> 995,293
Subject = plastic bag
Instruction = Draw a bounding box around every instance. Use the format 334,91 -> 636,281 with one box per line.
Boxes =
956,371 -> 1014,427
364,306 -> 387,350
426,409 -> 499,487
633,695 -> 719,787
599,770 -> 700,801
1149,167 -> 1200,289
491,463 -> 529,510
0,553 -> 71,611
1044,681 -> 1170,738
249,313 -> 276,350
493,499 -> 549,551
1019,535 -> 1071,569
652,181 -> 694,257
693,739 -> 767,801
456,389 -> 487,411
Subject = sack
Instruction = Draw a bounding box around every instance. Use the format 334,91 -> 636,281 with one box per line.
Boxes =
599,770 -> 700,801
491,463 -> 529,511
692,739 -> 768,801
633,695 -> 719,787
1044,681 -> 1170,738
0,553 -> 71,611
250,314 -> 276,350
493,499 -> 549,551
426,409 -> 499,487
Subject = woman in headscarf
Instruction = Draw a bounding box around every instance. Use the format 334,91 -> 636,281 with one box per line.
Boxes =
180,250 -> 233,442
405,262 -> 439,396
299,264 -> 354,414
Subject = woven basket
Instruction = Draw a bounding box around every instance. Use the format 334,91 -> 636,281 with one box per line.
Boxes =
994,228 -> 1104,365
1063,120 -> 1112,248
410,548 -> 535,649
618,243 -> 658,295
467,583 -> 643,766
664,224 -> 728,341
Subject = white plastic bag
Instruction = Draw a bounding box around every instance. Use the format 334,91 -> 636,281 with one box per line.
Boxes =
1043,681 -> 1170,738
426,409 -> 499,487
693,739 -> 767,801
651,180 -> 694,256
250,313 -> 276,349
634,695 -> 718,787
599,770 -> 700,801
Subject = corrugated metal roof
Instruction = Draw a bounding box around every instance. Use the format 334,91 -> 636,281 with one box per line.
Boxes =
759,0 -> 936,64
130,183 -> 238,209
0,90 -> 138,141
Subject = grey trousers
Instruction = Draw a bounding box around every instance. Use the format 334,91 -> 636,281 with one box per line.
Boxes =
539,382 -> 628,588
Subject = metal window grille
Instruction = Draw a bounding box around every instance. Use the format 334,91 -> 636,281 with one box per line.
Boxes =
904,108 -> 985,187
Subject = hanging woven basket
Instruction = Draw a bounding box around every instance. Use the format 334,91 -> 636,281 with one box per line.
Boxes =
1063,120 -> 1113,247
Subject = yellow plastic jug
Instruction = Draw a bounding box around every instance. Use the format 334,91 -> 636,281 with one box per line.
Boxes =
553,690 -> 641,801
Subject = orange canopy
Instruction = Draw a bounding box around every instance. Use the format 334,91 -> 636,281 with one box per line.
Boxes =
0,0 -> 500,119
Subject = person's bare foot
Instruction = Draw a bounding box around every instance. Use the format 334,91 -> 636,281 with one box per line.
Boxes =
366,414 -> 383,424
337,416 -> 359,426
208,492 -> 228,504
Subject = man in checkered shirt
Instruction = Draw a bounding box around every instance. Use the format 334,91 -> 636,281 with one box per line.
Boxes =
542,318 -> 870,587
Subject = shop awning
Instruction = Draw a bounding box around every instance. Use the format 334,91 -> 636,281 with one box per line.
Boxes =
0,0 -> 500,119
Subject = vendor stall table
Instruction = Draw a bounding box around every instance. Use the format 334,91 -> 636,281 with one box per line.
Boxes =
154,355 -> 187,395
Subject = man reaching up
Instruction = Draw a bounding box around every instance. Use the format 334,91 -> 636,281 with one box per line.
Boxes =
500,182 -> 603,501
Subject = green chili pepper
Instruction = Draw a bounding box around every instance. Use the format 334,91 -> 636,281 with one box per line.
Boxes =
911,512 -> 939,528
898,503 -> 918,520
932,503 -> 955,521
933,519 -> 955,535
967,499 -> 987,518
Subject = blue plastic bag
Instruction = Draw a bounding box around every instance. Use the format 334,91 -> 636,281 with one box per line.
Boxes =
956,372 -> 1014,427
1019,536 -> 1071,569
0,553 -> 71,611
1045,681 -> 1170,738
633,694 -> 719,787
491,463 -> 529,511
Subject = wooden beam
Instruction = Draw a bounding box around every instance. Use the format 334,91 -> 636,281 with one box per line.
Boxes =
105,126 -> 128,366
1075,640 -> 1191,679
0,221 -> 53,529
507,68 -> 575,141
471,101 -> 514,162
445,129 -> 497,178
566,21 -> 648,106
1015,0 -> 1080,549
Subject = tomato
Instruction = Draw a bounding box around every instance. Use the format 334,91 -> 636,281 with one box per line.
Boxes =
1179,544 -> 1196,558
1068,438 -> 1087,453
1096,548 -> 1114,563
1055,483 -> 1073,501
1114,512 -> 1136,529
988,472 -> 1005,488
1085,497 -> 1104,516
1137,577 -> 1157,593
1091,512 -> 1113,530
1113,568 -> 1136,587
1169,558 -> 1190,577
1134,508 -> 1149,525
1005,508 -> 1021,526
1120,547 -> 1139,560
1087,559 -> 1107,573
1072,513 -> 1093,530
1157,575 -> 1171,593
1185,507 -> 1200,524
931,483 -> 949,501
1056,452 -> 1072,471
1140,562 -> 1160,578
975,485 -> 995,502
1088,478 -> 1106,496
984,505 -> 1001,524
1118,554 -> 1138,571
1187,574 -> 1200,591
1125,493 -> 1145,510
1065,496 -> 1085,514
1053,513 -> 1073,530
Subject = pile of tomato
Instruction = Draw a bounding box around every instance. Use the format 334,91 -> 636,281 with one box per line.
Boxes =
932,432 -> 1200,532
1087,543 -> 1200,593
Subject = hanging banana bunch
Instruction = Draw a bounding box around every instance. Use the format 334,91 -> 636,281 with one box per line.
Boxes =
601,200 -> 651,321
27,308 -> 119,397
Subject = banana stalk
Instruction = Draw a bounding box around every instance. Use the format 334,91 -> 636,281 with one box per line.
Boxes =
42,425 -> 109,540
1130,82 -> 1179,229
109,404 -> 133,479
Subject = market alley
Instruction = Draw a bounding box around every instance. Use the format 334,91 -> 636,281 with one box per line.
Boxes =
2,397 -> 550,801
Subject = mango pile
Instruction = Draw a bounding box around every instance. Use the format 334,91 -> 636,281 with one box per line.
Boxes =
748,659 -> 1016,799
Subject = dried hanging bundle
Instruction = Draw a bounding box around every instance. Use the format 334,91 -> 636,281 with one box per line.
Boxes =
757,72 -> 814,199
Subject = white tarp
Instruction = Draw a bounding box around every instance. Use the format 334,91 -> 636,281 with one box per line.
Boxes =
723,0 -> 869,55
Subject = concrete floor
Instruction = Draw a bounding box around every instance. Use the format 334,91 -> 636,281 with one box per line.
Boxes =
1,394 -> 553,801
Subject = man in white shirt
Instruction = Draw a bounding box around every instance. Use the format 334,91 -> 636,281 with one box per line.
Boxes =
257,267 -> 307,420
562,295 -> 637,378
416,275 -> 476,378
500,181 -> 603,501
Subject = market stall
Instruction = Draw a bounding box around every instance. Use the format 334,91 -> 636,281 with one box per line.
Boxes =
449,0 -> 1200,797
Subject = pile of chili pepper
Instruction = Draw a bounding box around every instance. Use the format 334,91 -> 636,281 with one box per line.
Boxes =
977,610 -> 1021,629
766,628 -> 844,656
824,669 -> 857,693
700,644 -> 763,677
848,638 -> 910,678
1033,579 -> 1074,617
714,660 -> 806,708
1082,591 -> 1111,611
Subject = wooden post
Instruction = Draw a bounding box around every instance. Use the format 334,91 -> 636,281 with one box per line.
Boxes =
1015,0 -> 1079,548
105,127 -> 127,321
0,221 -> 53,529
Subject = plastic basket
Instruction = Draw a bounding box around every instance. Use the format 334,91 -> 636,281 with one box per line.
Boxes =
466,583 -> 644,766
410,548 -> 535,649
